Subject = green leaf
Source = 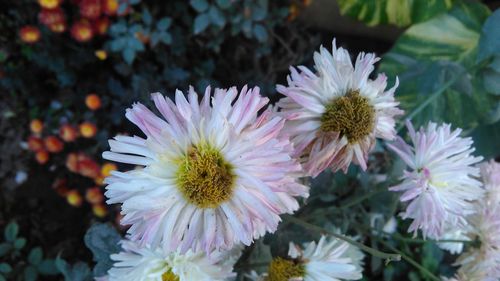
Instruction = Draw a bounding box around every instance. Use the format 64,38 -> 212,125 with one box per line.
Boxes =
122,48 -> 136,65
84,223 -> 121,277
472,122 -> 500,158
190,0 -> 209,13
156,17 -> 172,31
252,24 -> 268,42
379,2 -> 495,130
4,222 -> 18,242
216,0 -> 231,9
194,13 -> 211,34
0,244 -> 11,257
14,238 -> 26,249
421,242 -> 443,274
28,247 -> 43,265
55,257 -> 92,281
477,9 -> 500,62
208,6 -> 226,28
24,266 -> 38,281
0,275 -> 5,281
0,263 -> 12,274
38,259 -> 59,275
337,0 -> 454,27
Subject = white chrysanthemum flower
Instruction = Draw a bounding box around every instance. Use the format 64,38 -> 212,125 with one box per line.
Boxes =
261,235 -> 364,281
454,204 -> 500,280
107,239 -> 235,281
452,160 -> 500,280
479,160 -> 500,204
277,39 -> 403,177
388,121 -> 483,238
103,86 -> 308,253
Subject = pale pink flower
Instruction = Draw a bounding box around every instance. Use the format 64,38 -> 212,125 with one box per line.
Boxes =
388,121 -> 483,238
277,39 -> 403,177
103,86 -> 308,253
479,160 -> 500,204
454,203 -> 500,280
452,160 -> 500,280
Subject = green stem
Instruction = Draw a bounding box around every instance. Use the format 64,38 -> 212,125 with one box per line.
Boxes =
340,185 -> 388,210
377,239 -> 441,281
285,215 -> 401,263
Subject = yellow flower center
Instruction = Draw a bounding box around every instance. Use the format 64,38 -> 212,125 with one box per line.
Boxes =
320,90 -> 375,143
176,144 -> 235,209
162,269 -> 179,281
266,257 -> 305,281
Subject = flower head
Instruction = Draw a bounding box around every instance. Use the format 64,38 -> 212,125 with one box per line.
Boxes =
451,160 -> 500,280
85,93 -> 102,110
38,0 -> 62,9
19,26 -> 41,44
454,203 -> 500,280
30,119 -> 44,134
388,121 -> 483,238
71,19 -> 94,42
79,0 -> 102,20
479,160 -> 500,204
103,86 -> 308,253
263,235 -> 364,281
108,239 -> 236,281
38,7 -> 65,26
59,124 -> 79,142
277,39 -> 403,177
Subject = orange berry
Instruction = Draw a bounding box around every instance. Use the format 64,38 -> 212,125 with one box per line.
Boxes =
44,135 -> 64,153
52,178 -> 69,197
78,158 -> 101,178
48,21 -> 67,33
86,187 -> 104,204
66,152 -> 79,172
102,0 -> 118,16
288,4 -> 299,21
39,8 -> 65,26
94,49 -> 107,60
66,190 -> 83,207
80,0 -> 102,20
85,93 -> 101,110
93,17 -> 110,35
59,124 -> 79,142
79,121 -> 97,138
101,162 -> 117,177
38,0 -> 62,9
30,119 -> 44,134
71,19 -> 94,42
35,150 -> 49,164
28,136 -> 44,152
92,203 -> 107,217
94,175 -> 105,185
19,26 -> 41,44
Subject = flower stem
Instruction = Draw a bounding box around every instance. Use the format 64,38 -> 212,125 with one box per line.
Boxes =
340,185 -> 388,210
284,215 -> 401,263
377,239 -> 441,281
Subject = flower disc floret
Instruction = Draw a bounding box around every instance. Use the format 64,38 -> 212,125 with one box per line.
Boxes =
176,144 -> 235,209
320,90 -> 375,143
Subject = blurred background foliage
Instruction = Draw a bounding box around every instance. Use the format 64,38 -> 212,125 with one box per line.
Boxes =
0,0 -> 499,280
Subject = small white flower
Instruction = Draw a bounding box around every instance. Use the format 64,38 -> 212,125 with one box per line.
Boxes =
107,239 -> 236,281
388,121 -> 483,238
263,235 -> 364,281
